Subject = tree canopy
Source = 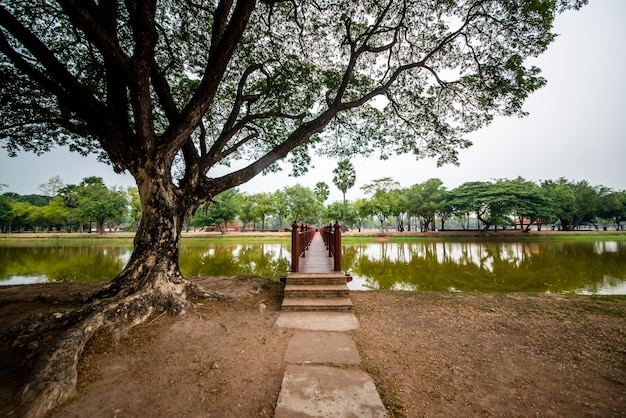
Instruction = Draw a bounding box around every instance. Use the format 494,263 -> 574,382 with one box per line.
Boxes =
2,0 -> 586,194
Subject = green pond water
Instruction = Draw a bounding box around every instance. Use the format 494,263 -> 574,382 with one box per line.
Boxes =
1,240 -> 625,294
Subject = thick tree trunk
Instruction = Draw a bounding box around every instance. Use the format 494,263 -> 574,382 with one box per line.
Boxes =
9,176 -> 225,417
101,175 -> 185,297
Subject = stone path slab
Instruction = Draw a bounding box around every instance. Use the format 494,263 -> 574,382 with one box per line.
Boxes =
285,332 -> 361,365
275,312 -> 360,332
275,231 -> 386,417
274,365 -> 387,418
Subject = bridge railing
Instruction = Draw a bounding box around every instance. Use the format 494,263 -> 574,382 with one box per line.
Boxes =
321,221 -> 342,272
290,222 -> 316,272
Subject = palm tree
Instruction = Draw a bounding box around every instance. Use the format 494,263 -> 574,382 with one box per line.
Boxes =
332,159 -> 356,231
314,182 -> 330,226
314,182 -> 330,203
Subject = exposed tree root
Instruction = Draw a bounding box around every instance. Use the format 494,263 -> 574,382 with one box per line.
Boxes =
1,277 -> 232,418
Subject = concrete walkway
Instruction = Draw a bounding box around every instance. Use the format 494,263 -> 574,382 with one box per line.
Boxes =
274,314 -> 386,417
274,233 -> 387,417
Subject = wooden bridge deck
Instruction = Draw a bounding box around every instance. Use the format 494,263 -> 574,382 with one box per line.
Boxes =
282,231 -> 351,312
298,232 -> 334,273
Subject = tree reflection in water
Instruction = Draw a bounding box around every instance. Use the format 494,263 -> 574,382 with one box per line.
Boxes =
1,240 -> 625,294
345,241 -> 626,294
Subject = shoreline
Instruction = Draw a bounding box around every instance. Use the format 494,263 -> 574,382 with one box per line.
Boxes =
1,229 -> 625,241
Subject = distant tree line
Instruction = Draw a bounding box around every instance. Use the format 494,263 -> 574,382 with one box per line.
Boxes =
0,176 -> 133,233
1,176 -> 625,234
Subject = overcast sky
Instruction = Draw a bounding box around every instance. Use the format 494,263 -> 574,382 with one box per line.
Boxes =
1,0 -> 624,203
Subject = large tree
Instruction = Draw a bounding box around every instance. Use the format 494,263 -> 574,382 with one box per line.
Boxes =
0,0 -> 585,415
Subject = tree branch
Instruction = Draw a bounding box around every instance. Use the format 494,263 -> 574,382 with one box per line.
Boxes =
0,6 -> 107,130
56,0 -> 132,77
160,0 -> 257,161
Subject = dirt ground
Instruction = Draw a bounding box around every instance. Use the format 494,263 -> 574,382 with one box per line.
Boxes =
0,277 -> 625,417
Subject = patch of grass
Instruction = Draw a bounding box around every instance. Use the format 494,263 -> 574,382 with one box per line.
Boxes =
387,236 -> 430,243
342,237 -> 376,243
536,234 -> 626,242
387,236 -> 465,243
0,237 -> 133,244
181,236 -> 289,244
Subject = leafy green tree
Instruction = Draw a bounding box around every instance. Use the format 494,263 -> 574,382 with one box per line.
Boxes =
360,177 -> 400,195
17,194 -> 50,207
436,196 -> 455,231
447,182 -> 495,230
9,200 -> 36,232
407,179 -> 447,231
74,177 -> 128,233
332,159 -> 356,231
215,189 -> 241,231
597,190 -> 626,230
42,196 -> 70,231
26,205 -> 46,231
0,195 -> 14,232
362,177 -> 400,231
572,181 -> 603,228
272,190 -> 289,230
502,177 -> 554,231
354,198 -> 373,232
57,184 -> 82,231
285,184 -> 321,224
388,188 -> 408,231
206,189 -> 241,233
0,0 -> 586,412
371,190 -> 391,231
253,193 -> 274,231
541,178 -> 599,230
324,201 -> 345,225
237,193 -> 258,230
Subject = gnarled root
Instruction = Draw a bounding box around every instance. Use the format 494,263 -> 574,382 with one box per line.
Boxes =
2,277 -> 230,418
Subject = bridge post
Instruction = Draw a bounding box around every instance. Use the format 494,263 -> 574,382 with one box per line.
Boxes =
327,223 -> 332,257
302,224 -> 308,255
291,221 -> 299,272
333,221 -> 342,272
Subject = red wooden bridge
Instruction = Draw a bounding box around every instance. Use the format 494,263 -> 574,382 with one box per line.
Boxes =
281,222 -> 352,312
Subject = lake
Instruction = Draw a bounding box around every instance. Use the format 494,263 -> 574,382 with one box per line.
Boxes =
1,239 -> 625,294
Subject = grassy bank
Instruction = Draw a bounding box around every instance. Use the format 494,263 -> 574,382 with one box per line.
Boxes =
1,229 -> 624,244
344,229 -> 626,243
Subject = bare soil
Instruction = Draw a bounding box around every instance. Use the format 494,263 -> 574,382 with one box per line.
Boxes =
1,277 -> 625,417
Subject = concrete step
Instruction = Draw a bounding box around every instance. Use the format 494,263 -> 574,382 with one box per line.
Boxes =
284,284 -> 350,299
275,365 -> 386,417
281,297 -> 354,312
285,272 -> 348,285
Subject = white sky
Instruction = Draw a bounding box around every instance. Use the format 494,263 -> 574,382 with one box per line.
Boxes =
1,0 -> 624,203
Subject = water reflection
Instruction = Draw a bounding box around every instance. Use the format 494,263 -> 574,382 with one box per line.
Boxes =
0,244 -> 131,284
180,242 -> 290,278
344,241 -> 626,294
0,241 -> 292,285
1,240 -> 625,294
